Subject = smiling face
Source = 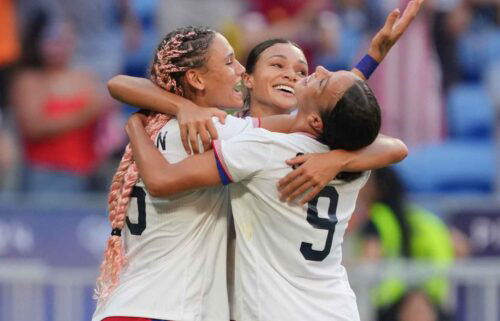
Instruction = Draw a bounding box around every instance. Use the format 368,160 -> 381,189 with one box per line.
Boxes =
295,66 -> 359,115
197,33 -> 246,109
244,42 -> 308,114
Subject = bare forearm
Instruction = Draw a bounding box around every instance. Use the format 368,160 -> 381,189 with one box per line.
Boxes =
108,75 -> 192,115
127,120 -> 221,196
337,134 -> 408,172
126,120 -> 177,195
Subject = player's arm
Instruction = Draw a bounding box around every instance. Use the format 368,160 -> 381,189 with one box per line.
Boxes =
126,113 -> 222,197
108,75 -> 226,154
278,134 -> 408,204
351,0 -> 423,80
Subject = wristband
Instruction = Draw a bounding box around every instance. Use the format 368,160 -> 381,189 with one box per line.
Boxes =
355,55 -> 379,80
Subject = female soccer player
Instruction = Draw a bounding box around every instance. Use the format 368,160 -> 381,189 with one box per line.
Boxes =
124,66 -> 386,321
93,26 -> 252,321
94,1 -> 421,320
107,0 -> 422,201
94,24 -> 403,321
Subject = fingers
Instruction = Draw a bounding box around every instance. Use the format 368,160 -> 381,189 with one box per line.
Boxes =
212,108 -> 227,124
299,185 -> 323,205
383,8 -> 401,32
207,120 -> 218,141
285,154 -> 309,167
278,173 -> 309,202
180,124 -> 191,155
286,180 -> 315,203
394,0 -> 421,34
188,123 -> 200,154
198,123 -> 212,152
278,166 -> 304,189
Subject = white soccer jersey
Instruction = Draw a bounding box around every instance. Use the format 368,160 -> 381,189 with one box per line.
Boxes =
213,129 -> 369,321
92,115 -> 258,321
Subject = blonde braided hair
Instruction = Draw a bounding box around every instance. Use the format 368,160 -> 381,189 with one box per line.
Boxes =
95,26 -> 216,300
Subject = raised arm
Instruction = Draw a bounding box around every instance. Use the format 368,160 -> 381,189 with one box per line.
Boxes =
352,0 -> 423,80
125,114 -> 222,197
277,134 -> 408,204
108,75 -> 226,154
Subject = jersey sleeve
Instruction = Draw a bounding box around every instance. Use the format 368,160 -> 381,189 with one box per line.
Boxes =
212,129 -> 273,184
213,115 -> 260,140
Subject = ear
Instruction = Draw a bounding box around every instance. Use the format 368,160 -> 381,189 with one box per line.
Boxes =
307,112 -> 323,136
242,73 -> 254,89
184,69 -> 205,91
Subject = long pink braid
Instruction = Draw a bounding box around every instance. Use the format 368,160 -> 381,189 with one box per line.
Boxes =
94,28 -> 210,300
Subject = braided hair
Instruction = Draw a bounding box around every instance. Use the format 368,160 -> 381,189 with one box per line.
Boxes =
95,26 -> 216,300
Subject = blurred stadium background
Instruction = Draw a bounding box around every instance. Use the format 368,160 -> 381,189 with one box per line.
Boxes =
0,0 -> 499,320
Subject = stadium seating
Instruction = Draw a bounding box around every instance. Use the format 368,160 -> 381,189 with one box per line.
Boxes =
395,141 -> 495,193
447,83 -> 495,139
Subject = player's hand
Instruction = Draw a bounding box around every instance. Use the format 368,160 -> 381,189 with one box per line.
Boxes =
125,113 -> 148,136
277,153 -> 344,205
177,103 -> 227,155
368,0 -> 424,62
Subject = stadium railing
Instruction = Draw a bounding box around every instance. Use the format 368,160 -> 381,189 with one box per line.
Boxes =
0,259 -> 499,321
349,259 -> 500,321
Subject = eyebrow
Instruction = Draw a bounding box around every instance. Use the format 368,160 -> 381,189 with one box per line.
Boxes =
226,52 -> 235,59
266,54 -> 307,66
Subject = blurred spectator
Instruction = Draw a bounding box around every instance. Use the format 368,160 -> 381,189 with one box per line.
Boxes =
236,0 -> 336,65
0,0 -> 21,111
431,0 -> 470,92
10,11 -> 111,193
0,111 -> 15,186
157,0 -> 243,35
315,0 -> 385,72
356,167 -> 454,321
50,0 -> 140,82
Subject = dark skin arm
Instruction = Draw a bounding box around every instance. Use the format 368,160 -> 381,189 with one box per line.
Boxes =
108,75 -> 227,154
278,136 -> 408,204
126,114 -> 221,197
352,0 -> 424,79
127,114 -> 406,198
110,0 -> 423,153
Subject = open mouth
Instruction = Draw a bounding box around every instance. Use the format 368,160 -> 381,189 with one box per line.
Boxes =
273,84 -> 295,95
233,80 -> 244,93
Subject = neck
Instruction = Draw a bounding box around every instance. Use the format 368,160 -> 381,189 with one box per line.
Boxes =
187,91 -> 210,108
249,100 -> 289,118
288,110 -> 319,137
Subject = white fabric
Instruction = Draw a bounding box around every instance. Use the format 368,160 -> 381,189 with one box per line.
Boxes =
215,128 -> 369,321
93,115 -> 255,321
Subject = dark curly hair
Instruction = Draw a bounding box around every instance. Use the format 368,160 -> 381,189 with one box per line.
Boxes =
319,80 -> 381,181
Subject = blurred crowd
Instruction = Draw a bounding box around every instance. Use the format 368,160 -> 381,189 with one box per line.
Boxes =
1,0 -> 499,194
0,0 -> 498,320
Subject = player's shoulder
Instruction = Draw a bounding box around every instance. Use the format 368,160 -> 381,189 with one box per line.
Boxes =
226,126 -> 275,144
212,115 -> 257,126
212,115 -> 259,138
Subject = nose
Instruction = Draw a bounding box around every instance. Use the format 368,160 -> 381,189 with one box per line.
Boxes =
283,67 -> 299,83
235,59 -> 246,76
315,65 -> 328,75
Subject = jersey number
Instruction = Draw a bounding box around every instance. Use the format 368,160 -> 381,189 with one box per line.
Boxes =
126,186 -> 147,236
300,186 -> 339,261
